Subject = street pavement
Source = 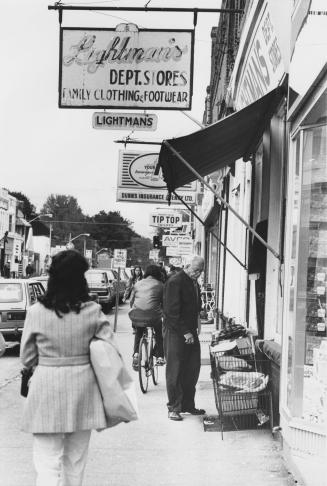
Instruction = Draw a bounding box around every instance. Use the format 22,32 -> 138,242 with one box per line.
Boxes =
0,304 -> 297,486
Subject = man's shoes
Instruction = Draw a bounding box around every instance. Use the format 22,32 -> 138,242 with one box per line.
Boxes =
132,353 -> 139,371
168,411 -> 183,421
156,357 -> 165,366
181,408 -> 206,415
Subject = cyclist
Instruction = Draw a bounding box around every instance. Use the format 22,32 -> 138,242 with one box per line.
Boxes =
129,265 -> 165,370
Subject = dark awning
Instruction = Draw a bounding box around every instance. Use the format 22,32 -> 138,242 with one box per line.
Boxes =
157,87 -> 284,193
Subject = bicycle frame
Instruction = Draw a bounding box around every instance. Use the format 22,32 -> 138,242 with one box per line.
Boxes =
138,326 -> 158,393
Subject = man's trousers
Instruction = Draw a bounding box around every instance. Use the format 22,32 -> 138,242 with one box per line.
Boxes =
163,327 -> 201,413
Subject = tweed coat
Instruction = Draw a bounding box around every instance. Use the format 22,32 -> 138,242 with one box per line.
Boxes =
20,301 -> 108,433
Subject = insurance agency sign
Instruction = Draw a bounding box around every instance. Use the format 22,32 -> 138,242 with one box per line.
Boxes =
59,25 -> 194,110
117,151 -> 197,204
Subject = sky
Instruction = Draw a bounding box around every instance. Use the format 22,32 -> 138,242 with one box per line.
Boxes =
0,0 -> 221,238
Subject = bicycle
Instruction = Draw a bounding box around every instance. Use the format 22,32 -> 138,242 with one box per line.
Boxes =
138,326 -> 159,393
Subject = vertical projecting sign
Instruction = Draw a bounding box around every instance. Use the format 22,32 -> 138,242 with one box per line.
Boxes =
59,25 -> 194,110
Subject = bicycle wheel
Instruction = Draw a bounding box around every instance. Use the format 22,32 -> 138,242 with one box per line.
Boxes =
138,336 -> 149,393
149,334 -> 159,386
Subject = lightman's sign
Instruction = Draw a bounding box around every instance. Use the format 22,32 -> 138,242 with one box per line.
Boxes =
92,112 -> 157,131
117,151 -> 197,204
59,26 -> 194,110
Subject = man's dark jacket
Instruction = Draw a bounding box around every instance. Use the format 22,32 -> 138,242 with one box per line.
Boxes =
163,270 -> 201,337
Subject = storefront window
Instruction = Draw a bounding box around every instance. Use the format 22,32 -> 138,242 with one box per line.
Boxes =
288,118 -> 327,424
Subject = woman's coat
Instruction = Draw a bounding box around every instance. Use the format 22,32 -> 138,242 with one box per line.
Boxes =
20,301 -> 108,433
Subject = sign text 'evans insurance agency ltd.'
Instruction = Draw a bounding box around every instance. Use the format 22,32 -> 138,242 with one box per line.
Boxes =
59,26 -> 194,110
117,151 -> 197,204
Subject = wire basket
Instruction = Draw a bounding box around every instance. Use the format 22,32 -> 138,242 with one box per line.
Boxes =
210,351 -> 273,439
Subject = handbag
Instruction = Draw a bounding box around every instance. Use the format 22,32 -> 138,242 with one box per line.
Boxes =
90,324 -> 139,428
20,367 -> 33,397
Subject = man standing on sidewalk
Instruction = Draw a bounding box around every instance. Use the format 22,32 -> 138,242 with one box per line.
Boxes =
163,255 -> 205,421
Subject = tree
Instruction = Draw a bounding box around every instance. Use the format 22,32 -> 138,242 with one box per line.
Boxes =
9,191 -> 36,220
127,236 -> 152,269
89,211 -> 139,251
41,194 -> 85,247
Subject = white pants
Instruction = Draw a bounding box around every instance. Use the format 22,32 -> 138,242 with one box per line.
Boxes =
33,430 -> 91,486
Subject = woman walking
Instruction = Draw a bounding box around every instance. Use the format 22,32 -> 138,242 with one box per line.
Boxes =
123,265 -> 143,302
20,250 -> 109,486
129,264 -> 165,370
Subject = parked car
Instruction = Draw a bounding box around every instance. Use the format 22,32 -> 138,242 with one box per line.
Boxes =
0,279 -> 45,342
85,269 -> 113,313
104,269 -> 126,304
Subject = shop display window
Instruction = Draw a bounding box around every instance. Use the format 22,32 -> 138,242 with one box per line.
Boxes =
286,89 -> 327,425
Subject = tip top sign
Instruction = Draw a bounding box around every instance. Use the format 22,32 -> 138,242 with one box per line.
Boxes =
149,213 -> 183,228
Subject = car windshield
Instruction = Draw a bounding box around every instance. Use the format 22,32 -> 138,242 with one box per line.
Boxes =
106,271 -> 115,280
86,273 -> 106,285
0,283 -> 24,303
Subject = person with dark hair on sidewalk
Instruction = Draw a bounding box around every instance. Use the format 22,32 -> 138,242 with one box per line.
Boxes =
20,250 -> 110,484
129,264 -> 165,369
163,255 -> 205,421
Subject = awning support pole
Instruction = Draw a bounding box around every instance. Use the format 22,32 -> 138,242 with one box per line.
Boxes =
164,140 -> 280,261
172,191 -> 247,270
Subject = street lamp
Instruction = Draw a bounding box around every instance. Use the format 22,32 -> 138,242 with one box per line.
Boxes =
23,214 -> 53,268
96,248 -> 108,255
66,234 -> 90,256
27,213 -> 53,224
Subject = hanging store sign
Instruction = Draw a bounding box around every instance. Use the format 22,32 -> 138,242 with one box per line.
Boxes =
149,249 -> 160,260
162,235 -> 192,247
92,112 -> 157,131
59,26 -> 194,110
162,235 -> 179,247
117,151 -> 197,204
178,239 -> 193,255
166,247 -> 179,257
149,213 -> 183,228
169,257 -> 183,266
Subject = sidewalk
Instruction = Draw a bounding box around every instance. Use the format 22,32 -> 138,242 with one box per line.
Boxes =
83,307 -> 295,486
0,305 -> 296,486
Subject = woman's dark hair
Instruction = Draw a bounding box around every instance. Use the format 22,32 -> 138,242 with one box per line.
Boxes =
131,266 -> 143,282
39,250 -> 90,317
143,264 -> 162,281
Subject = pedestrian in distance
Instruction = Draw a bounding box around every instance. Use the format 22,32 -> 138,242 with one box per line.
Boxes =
163,255 -> 205,421
123,265 -> 143,302
25,261 -> 34,278
4,260 -> 11,278
129,264 -> 165,369
20,250 -> 111,486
